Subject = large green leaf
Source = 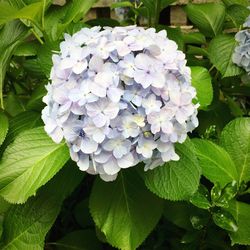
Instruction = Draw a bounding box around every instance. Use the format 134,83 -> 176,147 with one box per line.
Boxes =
222,0 -> 249,7
0,112 -> 8,147
227,200 -> 250,245
0,2 -> 43,26
44,0 -> 97,41
226,4 -> 250,28
191,66 -> 213,109
220,118 -> 250,183
145,139 -> 201,201
89,169 -> 163,250
192,139 -> 238,186
0,21 -> 28,109
0,127 -> 69,203
0,163 -> 84,250
1,111 -> 42,151
184,3 -> 226,37
209,34 -> 243,78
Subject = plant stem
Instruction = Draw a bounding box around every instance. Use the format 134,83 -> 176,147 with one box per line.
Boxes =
154,0 -> 161,28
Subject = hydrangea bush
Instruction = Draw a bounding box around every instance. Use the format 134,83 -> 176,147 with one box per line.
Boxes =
0,1 -> 250,250
232,13 -> 250,74
42,26 -> 199,181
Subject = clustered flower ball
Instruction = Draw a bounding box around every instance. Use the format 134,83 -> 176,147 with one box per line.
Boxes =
233,13 -> 250,74
42,26 -> 199,181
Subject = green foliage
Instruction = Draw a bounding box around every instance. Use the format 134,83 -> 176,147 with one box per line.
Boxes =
0,1 -> 43,27
0,21 -> 28,109
227,200 -> 250,245
209,34 -> 243,77
0,164 -> 84,250
0,127 -> 69,203
190,66 -> 213,109
0,112 -> 8,147
192,139 -> 238,186
90,169 -> 163,250
145,139 -> 201,201
184,3 -> 226,37
0,0 -> 249,249
220,118 -> 250,183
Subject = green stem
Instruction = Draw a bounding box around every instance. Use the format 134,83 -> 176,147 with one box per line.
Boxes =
154,0 -> 161,28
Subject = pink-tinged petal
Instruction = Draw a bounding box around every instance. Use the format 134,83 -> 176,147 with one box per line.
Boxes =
68,89 -> 81,102
72,60 -> 88,74
150,123 -> 160,134
60,57 -> 74,69
176,109 -> 187,124
93,113 -> 107,127
89,55 -> 104,72
71,103 -> 85,115
117,153 -> 134,168
90,82 -> 107,97
77,154 -> 90,171
81,138 -> 98,154
161,121 -> 173,134
44,119 -> 57,134
51,127 -> 64,143
169,91 -> 181,105
95,72 -> 113,86
103,158 -> 120,175
151,73 -> 165,88
86,102 -> 100,117
104,103 -> 119,119
135,54 -> 150,70
107,87 -> 123,102
180,92 -> 193,105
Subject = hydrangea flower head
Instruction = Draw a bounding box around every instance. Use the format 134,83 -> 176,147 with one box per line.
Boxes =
233,13 -> 250,74
42,26 -> 199,181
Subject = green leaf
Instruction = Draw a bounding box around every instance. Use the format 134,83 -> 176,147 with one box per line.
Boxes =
0,112 -> 8,147
0,2 -> 43,27
227,200 -> 250,245
187,45 -> 208,56
212,208 -> 238,232
14,41 -> 38,56
184,3 -> 226,37
111,1 -> 134,9
222,0 -> 249,7
0,163 -> 84,250
56,230 -> 102,250
209,34 -> 243,78
1,111 -> 42,149
220,118 -> 250,183
0,21 -> 28,109
44,0 -> 97,41
211,181 -> 238,208
145,139 -> 201,201
4,92 -> 26,117
89,169 -> 163,250
0,127 -> 69,203
183,32 -> 206,45
192,139 -> 238,186
26,84 -> 46,111
190,66 -> 213,109
226,4 -> 250,28
190,185 -> 211,210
